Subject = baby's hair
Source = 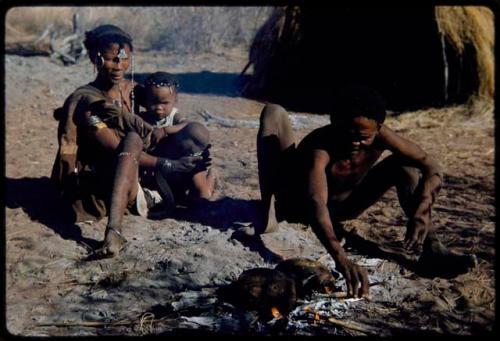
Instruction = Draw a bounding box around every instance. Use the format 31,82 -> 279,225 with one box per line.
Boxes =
144,72 -> 179,91
330,84 -> 386,123
84,24 -> 133,61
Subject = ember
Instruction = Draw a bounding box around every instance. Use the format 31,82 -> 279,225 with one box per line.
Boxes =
271,307 -> 283,319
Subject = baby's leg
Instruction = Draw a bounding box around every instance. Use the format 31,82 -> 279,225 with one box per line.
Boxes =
167,122 -> 215,200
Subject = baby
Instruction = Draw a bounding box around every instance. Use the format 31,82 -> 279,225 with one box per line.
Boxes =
138,72 -> 216,207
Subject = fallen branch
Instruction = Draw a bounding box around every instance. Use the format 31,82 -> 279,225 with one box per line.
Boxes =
326,317 -> 380,335
197,110 -> 259,129
34,23 -> 53,44
197,109 -> 329,130
36,320 -> 134,328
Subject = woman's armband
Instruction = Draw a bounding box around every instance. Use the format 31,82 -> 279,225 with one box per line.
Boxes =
86,115 -> 108,130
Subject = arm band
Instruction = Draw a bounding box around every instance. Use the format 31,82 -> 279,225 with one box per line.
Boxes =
86,115 -> 107,130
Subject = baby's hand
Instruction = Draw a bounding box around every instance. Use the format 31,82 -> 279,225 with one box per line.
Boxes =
197,144 -> 212,169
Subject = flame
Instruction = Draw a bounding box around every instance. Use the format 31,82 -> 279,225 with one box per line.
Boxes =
314,312 -> 321,321
324,286 -> 333,294
271,307 -> 283,319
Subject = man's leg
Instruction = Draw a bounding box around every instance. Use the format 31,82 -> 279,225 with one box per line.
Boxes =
332,154 -> 476,274
99,132 -> 143,258
394,166 -> 477,274
331,155 -> 411,222
256,103 -> 296,234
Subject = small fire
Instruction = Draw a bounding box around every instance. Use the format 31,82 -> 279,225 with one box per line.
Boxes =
271,307 -> 283,319
314,312 -> 321,321
324,286 -> 333,294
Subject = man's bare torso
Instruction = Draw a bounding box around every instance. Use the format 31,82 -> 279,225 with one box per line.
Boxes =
297,125 -> 385,203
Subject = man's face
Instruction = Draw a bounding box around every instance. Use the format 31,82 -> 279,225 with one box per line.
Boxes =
337,116 -> 380,152
97,43 -> 131,85
146,86 -> 177,120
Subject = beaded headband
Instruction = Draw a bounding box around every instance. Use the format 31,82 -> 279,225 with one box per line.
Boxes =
145,79 -> 179,88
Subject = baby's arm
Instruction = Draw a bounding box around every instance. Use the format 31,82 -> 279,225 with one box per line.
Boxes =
151,121 -> 190,146
162,121 -> 189,135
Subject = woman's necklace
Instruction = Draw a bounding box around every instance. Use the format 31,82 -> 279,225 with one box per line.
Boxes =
101,82 -> 132,114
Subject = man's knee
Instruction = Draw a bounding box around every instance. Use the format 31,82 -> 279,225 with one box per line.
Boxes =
400,166 -> 421,192
260,103 -> 289,127
395,163 -> 423,216
381,155 -> 421,189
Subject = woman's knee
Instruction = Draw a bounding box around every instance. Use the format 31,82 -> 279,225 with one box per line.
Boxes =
123,132 -> 143,152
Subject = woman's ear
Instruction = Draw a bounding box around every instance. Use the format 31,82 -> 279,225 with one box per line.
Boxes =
95,52 -> 104,67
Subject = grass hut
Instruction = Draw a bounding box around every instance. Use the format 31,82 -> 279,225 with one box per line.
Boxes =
242,6 -> 494,113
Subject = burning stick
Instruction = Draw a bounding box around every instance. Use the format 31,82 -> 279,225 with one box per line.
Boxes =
271,307 -> 284,319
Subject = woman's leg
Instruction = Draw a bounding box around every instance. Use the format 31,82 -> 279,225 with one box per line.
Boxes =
99,132 -> 143,257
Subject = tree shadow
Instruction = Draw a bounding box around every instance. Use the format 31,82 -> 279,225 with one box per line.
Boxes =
134,72 -> 250,97
5,176 -> 101,249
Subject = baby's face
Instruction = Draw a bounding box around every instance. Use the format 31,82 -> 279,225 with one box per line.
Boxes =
145,86 -> 177,120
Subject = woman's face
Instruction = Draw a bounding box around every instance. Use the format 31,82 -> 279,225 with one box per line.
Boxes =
96,43 -> 131,85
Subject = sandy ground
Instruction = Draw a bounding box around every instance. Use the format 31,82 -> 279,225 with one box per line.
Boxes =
4,52 -> 495,336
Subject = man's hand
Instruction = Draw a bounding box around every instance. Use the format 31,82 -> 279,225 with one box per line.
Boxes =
404,219 -> 428,254
337,258 -> 370,298
151,128 -> 166,146
157,156 -> 204,174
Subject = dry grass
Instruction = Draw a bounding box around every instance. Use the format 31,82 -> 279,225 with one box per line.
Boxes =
6,7 -> 75,43
435,6 -> 495,99
5,6 -> 273,53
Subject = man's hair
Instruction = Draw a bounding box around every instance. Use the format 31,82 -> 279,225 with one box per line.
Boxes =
144,72 -> 179,91
330,85 -> 386,123
84,24 -> 133,62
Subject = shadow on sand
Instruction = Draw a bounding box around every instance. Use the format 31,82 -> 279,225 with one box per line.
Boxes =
5,176 -> 101,250
5,176 -> 280,263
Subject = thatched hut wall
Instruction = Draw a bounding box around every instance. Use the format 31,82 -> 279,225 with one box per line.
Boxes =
243,6 -> 494,113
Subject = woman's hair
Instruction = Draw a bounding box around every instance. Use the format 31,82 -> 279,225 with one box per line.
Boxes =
84,24 -> 133,62
144,72 -> 179,91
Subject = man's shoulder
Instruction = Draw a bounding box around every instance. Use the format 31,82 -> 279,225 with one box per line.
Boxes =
299,125 -> 333,150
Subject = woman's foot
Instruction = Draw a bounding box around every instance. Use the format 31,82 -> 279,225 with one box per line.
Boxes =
85,227 -> 127,261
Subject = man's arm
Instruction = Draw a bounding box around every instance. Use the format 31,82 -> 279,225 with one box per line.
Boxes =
307,149 -> 369,298
379,125 -> 443,251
